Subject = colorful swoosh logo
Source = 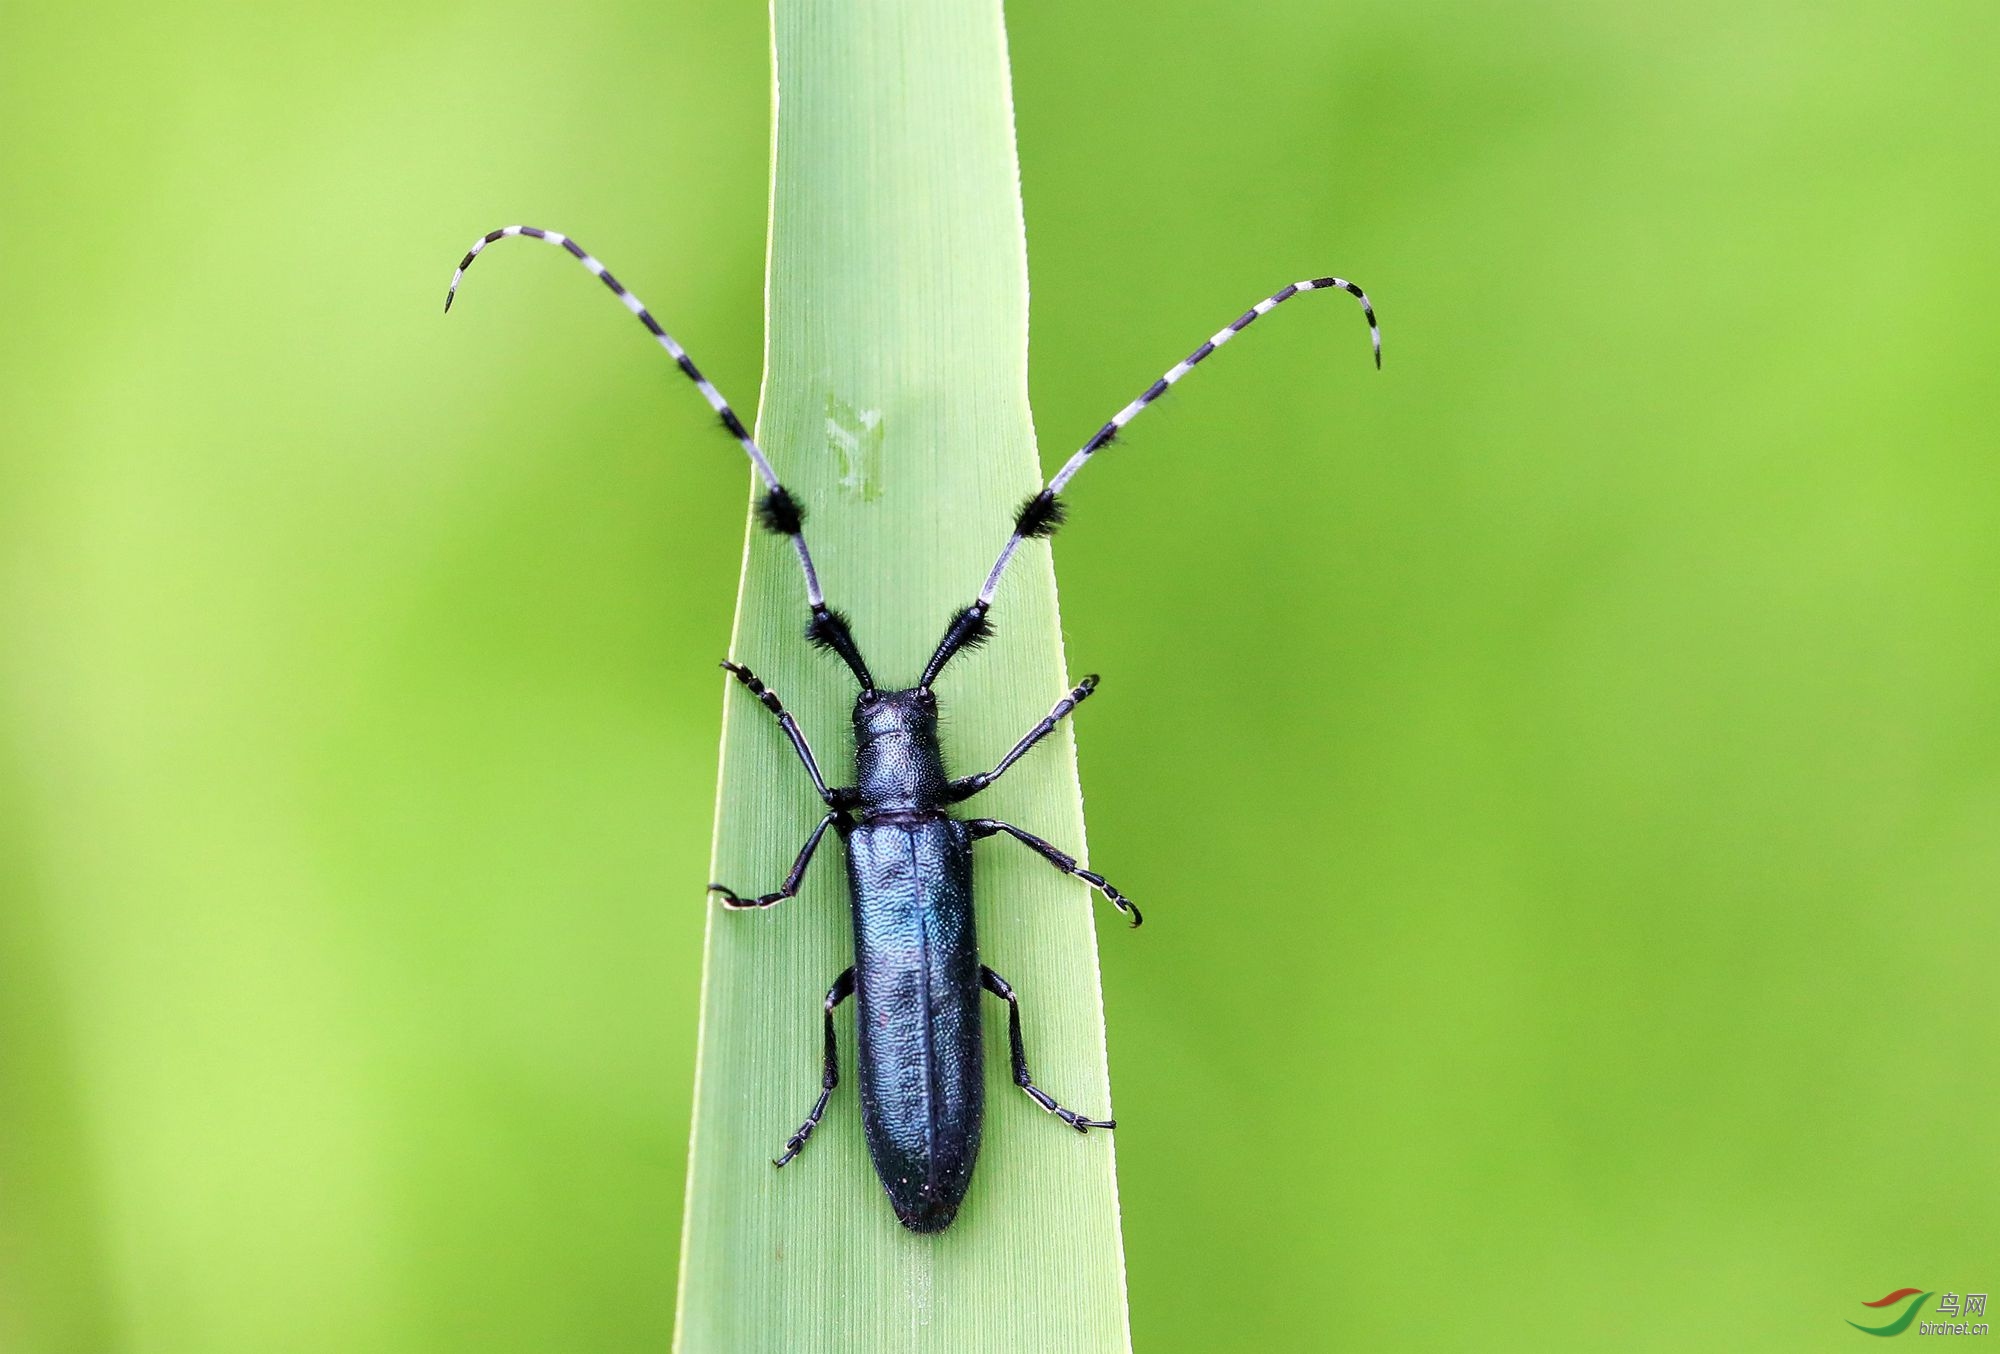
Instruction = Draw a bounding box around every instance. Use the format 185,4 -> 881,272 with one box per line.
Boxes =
1849,1289 -> 1933,1337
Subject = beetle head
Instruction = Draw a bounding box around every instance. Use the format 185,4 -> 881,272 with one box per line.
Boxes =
853,686 -> 938,738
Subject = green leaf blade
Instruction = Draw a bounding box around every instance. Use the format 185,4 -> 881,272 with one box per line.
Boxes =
674,2 -> 1132,1351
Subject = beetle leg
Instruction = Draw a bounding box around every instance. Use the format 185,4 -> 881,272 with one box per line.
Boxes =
710,811 -> 843,910
947,675 -> 1099,801
967,818 -> 1143,927
719,661 -> 856,808
774,967 -> 855,1167
980,966 -> 1115,1134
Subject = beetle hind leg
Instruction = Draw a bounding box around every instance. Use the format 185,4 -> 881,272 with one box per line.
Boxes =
774,967 -> 855,1167
980,965 -> 1115,1135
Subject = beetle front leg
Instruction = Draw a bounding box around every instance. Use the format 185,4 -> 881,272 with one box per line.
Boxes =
710,811 -> 843,910
981,966 -> 1114,1134
721,660 -> 856,808
774,967 -> 855,1167
968,817 -> 1143,927
947,675 -> 1099,801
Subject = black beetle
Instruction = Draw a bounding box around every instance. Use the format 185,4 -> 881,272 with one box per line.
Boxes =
446,224 -> 1379,1230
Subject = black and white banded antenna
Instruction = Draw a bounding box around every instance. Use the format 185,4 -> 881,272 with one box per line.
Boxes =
445,225 -> 875,690
920,275 -> 1381,689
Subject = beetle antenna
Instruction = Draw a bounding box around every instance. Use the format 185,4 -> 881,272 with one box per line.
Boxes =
920,275 -> 1379,688
445,225 -> 874,691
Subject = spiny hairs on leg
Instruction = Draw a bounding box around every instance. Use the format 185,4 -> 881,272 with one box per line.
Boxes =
920,275 -> 1381,686
444,225 -> 873,689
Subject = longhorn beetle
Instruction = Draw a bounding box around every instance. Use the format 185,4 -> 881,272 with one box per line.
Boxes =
445,224 -> 1380,1231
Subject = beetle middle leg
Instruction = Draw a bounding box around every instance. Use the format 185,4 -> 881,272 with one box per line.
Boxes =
774,966 -> 855,1167
967,818 -> 1143,927
948,675 -> 1099,801
710,810 -> 844,910
981,966 -> 1115,1134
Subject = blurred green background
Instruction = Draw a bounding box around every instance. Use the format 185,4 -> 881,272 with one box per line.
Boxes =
4,0 -> 1996,1350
